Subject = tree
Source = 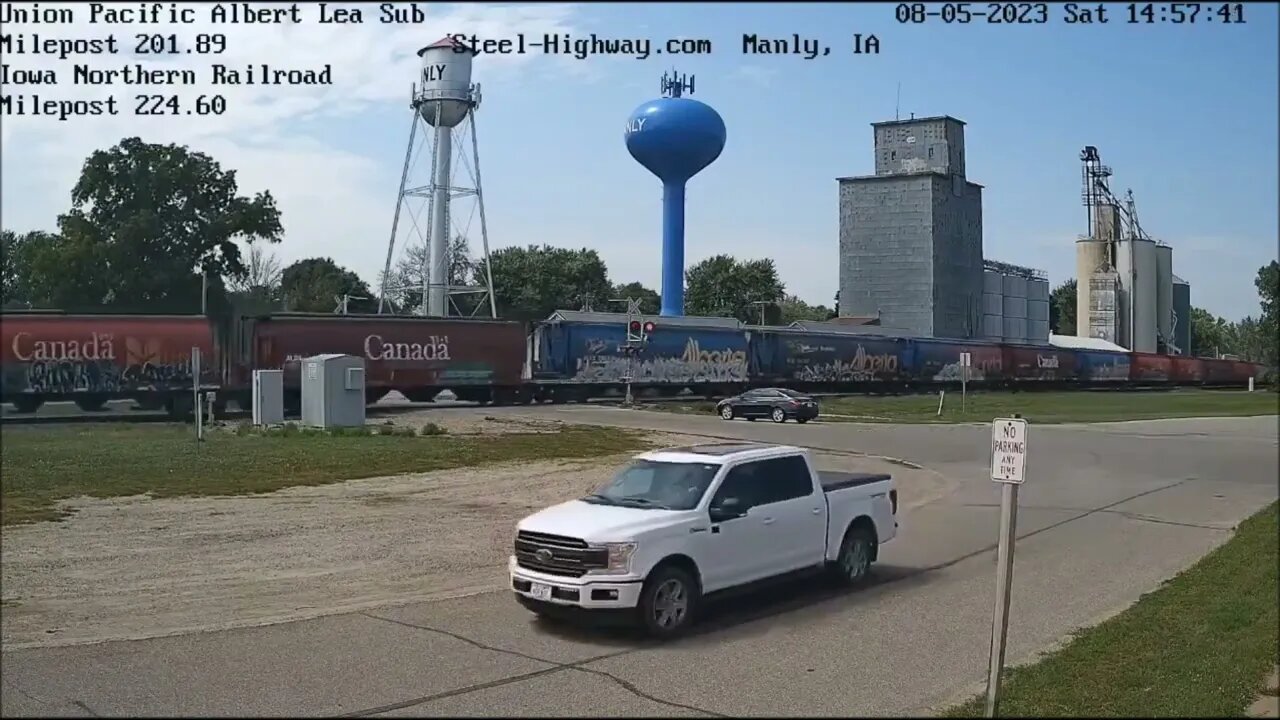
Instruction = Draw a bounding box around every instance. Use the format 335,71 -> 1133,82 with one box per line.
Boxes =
280,257 -> 374,313
225,244 -> 284,315
777,295 -> 833,325
1,229 -> 110,309
228,244 -> 283,294
380,234 -> 474,314
612,281 -> 660,315
1189,307 -> 1237,357
52,137 -> 283,312
1049,279 -> 1077,335
684,255 -> 785,323
478,245 -> 612,321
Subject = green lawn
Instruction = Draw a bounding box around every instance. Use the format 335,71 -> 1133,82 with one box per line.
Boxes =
647,389 -> 1278,424
0,423 -> 649,526
943,502 -> 1279,717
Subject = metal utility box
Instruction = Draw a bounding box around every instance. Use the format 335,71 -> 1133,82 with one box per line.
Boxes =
300,354 -> 366,428
252,369 -> 284,426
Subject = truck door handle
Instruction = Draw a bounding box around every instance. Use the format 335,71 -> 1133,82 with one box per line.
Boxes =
812,508 -> 822,514
762,518 -> 776,525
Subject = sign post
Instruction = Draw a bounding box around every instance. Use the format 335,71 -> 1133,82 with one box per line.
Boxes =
985,415 -> 1027,718
192,347 -> 204,442
960,352 -> 972,413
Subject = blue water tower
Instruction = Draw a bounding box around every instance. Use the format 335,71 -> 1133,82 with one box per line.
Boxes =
625,71 -> 726,317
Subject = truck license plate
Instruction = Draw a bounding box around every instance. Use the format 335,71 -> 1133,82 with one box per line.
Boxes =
530,582 -> 553,601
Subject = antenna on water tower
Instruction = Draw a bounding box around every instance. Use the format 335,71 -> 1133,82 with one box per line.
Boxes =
377,36 -> 497,318
661,69 -> 695,98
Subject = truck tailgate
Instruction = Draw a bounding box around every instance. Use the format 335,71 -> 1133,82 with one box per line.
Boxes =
818,470 -> 891,492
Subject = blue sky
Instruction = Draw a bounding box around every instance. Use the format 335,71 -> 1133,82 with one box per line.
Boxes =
2,2 -> 1276,320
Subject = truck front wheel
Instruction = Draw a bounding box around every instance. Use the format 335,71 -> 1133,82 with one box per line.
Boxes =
638,565 -> 700,639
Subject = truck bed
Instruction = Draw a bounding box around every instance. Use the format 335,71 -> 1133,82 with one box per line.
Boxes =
818,470 -> 892,493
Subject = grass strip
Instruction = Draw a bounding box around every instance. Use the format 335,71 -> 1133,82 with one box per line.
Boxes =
647,389 -> 1277,424
1,423 -> 650,526
943,501 -> 1279,717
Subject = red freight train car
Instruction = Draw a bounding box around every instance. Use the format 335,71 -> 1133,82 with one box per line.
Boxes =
1201,357 -> 1238,385
1001,346 -> 1079,383
235,314 -> 528,406
1130,352 -> 1173,384
1169,356 -> 1206,385
1,312 -> 217,413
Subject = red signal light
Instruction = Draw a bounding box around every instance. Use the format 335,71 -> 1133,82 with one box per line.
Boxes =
629,320 -> 642,333
642,321 -> 656,334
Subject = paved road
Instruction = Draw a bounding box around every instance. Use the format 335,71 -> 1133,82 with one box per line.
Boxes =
2,409 -> 1276,717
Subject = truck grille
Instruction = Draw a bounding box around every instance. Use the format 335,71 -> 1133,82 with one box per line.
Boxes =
514,530 -> 608,578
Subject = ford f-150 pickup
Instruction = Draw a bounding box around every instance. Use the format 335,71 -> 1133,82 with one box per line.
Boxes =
509,442 -> 899,637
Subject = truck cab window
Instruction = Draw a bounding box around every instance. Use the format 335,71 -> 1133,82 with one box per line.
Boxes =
711,461 -> 765,511
774,456 -> 815,501
750,456 -> 813,505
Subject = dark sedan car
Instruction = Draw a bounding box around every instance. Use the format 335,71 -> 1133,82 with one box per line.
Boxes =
715,388 -> 820,424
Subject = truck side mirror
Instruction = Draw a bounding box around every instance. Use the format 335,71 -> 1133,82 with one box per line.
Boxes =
709,497 -> 744,523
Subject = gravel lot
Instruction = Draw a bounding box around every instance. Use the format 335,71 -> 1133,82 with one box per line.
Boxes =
0,426 -> 944,650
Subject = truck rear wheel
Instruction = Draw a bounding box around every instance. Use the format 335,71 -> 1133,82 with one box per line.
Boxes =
638,565 -> 699,639
830,523 -> 875,587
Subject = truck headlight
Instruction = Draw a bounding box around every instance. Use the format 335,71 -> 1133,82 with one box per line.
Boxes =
590,542 -> 637,575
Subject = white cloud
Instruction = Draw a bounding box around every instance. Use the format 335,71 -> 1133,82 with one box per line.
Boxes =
1,1 -> 583,283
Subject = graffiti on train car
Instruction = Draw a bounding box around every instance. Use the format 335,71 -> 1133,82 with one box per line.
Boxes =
573,337 -> 748,383
791,342 -> 900,382
6,333 -> 200,394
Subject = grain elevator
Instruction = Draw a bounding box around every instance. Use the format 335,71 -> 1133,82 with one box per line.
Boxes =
1074,146 -> 1184,354
837,116 -> 984,339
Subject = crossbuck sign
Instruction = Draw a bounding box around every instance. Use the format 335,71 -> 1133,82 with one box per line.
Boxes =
990,417 -> 1027,484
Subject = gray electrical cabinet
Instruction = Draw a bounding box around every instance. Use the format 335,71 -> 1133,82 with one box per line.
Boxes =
300,354 -> 366,428
252,369 -> 284,426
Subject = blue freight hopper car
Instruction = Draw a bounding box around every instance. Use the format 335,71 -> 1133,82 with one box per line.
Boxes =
750,327 -> 912,391
1076,350 -> 1131,384
531,310 -> 751,399
909,338 -> 1006,387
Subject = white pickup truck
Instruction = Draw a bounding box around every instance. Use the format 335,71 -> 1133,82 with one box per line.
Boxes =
509,442 -> 899,637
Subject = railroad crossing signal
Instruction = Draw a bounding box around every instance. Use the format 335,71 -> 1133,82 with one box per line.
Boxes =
626,317 -> 657,343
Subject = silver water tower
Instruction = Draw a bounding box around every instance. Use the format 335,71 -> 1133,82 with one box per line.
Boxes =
378,36 -> 496,317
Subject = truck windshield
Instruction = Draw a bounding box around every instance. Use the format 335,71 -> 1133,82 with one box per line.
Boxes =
583,460 -> 720,511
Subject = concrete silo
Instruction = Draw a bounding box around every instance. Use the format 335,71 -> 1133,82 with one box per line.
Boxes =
1117,236 -> 1158,353
981,269 -> 1003,340
1172,275 -> 1191,355
1001,273 -> 1028,343
1155,244 -> 1173,351
1026,277 -> 1050,343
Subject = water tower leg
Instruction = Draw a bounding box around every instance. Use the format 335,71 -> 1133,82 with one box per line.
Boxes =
469,110 -> 499,319
427,125 -> 452,317
379,113 -> 420,314
660,181 -> 687,317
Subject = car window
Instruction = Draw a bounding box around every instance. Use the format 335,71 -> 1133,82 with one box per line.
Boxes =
778,389 -> 806,398
748,456 -> 814,505
711,461 -> 766,510
773,456 -> 815,501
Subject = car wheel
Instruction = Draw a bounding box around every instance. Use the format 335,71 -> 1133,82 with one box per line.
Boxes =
719,404 -> 734,420
638,565 -> 699,639
771,407 -> 786,423
830,524 -> 875,587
